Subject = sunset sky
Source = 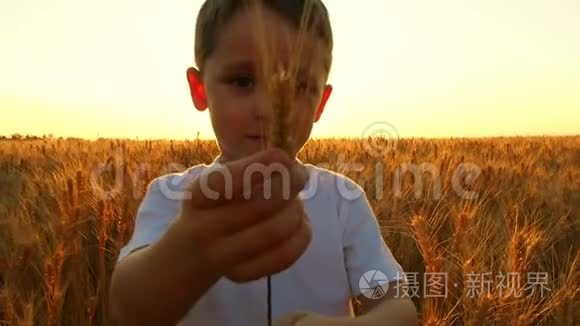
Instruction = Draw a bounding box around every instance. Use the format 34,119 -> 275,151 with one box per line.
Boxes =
1,0 -> 579,140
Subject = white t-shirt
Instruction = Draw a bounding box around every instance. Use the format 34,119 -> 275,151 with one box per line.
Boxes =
117,157 -> 405,326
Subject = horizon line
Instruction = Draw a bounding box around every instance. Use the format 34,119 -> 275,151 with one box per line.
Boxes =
2,133 -> 578,142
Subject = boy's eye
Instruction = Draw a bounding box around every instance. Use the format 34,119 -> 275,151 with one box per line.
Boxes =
229,76 -> 255,89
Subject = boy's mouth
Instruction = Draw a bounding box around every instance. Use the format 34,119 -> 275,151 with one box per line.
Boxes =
246,135 -> 267,142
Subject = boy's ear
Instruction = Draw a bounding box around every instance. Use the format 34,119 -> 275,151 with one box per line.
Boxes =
314,84 -> 332,122
186,67 -> 207,111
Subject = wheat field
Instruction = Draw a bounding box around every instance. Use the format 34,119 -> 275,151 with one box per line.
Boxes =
0,136 -> 578,325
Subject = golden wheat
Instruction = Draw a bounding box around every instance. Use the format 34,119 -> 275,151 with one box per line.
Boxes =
0,136 -> 578,325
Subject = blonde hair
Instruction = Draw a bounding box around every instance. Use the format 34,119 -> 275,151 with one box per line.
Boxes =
194,0 -> 333,75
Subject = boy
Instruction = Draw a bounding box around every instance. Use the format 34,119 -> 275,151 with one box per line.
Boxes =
109,1 -> 417,325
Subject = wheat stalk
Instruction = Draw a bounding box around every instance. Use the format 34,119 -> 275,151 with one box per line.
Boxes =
245,0 -> 316,156
410,215 -> 444,323
245,1 -> 318,325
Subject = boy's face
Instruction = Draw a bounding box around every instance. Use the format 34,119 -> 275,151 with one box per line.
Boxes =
187,5 -> 332,162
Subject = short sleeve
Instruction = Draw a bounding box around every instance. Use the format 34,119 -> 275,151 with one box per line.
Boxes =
340,185 -> 405,298
116,176 -> 181,263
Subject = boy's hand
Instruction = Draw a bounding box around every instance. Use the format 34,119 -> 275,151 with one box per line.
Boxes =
274,312 -> 357,326
273,298 -> 418,326
176,148 -> 311,283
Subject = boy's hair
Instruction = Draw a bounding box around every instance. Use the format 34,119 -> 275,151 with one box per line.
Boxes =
194,0 -> 333,76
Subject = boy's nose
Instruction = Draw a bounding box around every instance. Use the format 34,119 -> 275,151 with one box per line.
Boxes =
250,89 -> 272,122
250,104 -> 270,125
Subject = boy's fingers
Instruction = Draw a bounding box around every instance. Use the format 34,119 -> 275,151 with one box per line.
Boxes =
225,214 -> 312,283
209,201 -> 305,267
187,148 -> 298,209
209,170 -> 308,236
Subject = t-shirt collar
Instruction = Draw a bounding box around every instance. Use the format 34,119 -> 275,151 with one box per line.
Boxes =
208,153 -> 303,167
